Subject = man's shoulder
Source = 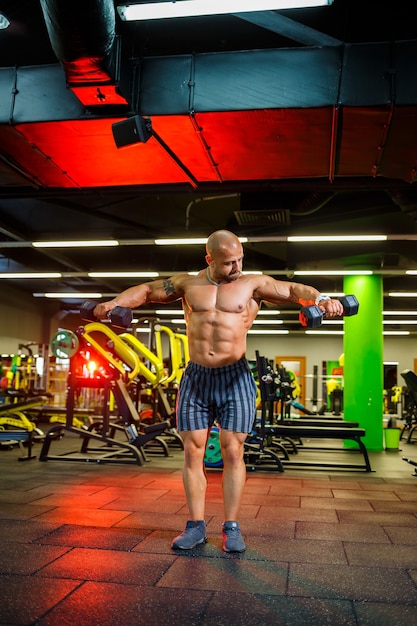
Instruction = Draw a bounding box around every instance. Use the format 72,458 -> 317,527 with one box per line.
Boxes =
170,271 -> 205,288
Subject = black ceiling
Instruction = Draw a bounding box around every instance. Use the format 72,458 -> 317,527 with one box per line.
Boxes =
1,0 -> 417,332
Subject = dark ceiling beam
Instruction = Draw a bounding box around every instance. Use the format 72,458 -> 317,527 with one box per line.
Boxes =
4,41 -> 417,124
234,11 -> 342,47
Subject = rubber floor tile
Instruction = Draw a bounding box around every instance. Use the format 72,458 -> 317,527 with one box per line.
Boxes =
101,496 -> 185,514
300,496 -> 373,510
0,489 -> 52,504
202,593 -> 357,626
0,517 -> 58,542
288,562 -> 417,602
395,490 -> 417,501
37,546 -> 175,585
234,518 -> 295,538
269,485 -> 334,497
255,505 -> 338,522
0,502 -> 56,520
27,491 -> 124,508
157,556 -> 288,594
344,541 -> 417,567
31,505 -> 131,526
35,581 -> 211,626
245,537 -> 347,564
37,524 -> 150,550
369,500 -> 417,512
384,525 -> 417,544
0,575 -> 80,626
114,510 -> 192,530
337,510 -> 417,525
295,521 -> 390,543
354,600 -> 417,626
331,489 -> 401,500
21,483 -> 110,498
132,529 -> 188,554
0,542 -> 70,575
242,493 -> 300,507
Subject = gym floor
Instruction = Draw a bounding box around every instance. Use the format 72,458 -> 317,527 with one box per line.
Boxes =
1,425 -> 417,626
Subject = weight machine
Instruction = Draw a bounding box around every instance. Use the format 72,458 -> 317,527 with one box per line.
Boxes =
243,352 -> 288,472
40,322 -> 171,465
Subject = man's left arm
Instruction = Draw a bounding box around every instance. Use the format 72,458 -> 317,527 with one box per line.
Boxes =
254,276 -> 344,317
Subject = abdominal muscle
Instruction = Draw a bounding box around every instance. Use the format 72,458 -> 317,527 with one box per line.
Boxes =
186,309 -> 254,368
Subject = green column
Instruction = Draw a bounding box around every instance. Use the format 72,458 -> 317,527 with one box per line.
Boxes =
343,275 -> 383,450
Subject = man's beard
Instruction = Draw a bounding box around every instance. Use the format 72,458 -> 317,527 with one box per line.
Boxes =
224,271 -> 241,282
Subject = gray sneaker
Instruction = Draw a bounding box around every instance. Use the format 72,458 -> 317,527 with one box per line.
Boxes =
222,520 -> 246,552
171,520 -> 207,550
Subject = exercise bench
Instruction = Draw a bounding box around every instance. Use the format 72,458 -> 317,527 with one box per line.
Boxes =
0,429 -> 36,460
266,423 -> 372,472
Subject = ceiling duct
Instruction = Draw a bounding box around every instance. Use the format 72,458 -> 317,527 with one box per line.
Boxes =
234,208 -> 291,226
39,0 -> 126,106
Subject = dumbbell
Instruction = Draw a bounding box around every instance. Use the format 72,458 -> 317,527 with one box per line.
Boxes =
80,300 -> 133,328
299,295 -> 359,328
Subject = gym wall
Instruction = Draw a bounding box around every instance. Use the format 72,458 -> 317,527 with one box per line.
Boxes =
0,283 -> 61,354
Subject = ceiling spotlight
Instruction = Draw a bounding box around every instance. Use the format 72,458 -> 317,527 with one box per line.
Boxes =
112,116 -> 153,148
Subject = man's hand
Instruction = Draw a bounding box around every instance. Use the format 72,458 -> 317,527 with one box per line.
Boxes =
319,298 -> 344,317
93,301 -> 118,320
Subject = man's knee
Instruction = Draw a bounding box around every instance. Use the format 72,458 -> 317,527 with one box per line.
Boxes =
220,432 -> 246,463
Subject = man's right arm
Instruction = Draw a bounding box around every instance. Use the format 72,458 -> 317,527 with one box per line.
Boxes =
93,277 -> 182,320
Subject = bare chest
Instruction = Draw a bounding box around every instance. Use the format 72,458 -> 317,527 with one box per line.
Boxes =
184,282 -> 254,315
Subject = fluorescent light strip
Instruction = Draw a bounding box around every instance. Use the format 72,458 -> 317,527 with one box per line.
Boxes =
305,330 -> 345,335
0,273 -> 62,279
383,320 -> 417,325
388,292 -> 417,297
155,237 -> 248,245
117,1 -> 333,21
406,270 -> 417,275
383,331 -> 410,336
39,293 -> 103,299
89,271 -> 159,278
288,235 -> 387,242
248,329 -> 289,335
294,270 -> 373,276
0,13 -> 10,29
32,240 -> 119,248
383,311 -> 417,315
252,319 -> 283,325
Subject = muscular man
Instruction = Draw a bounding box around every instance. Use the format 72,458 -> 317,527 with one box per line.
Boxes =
93,230 -> 344,552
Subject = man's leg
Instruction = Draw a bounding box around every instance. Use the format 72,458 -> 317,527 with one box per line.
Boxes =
171,428 -> 209,550
220,430 -> 247,520
181,429 -> 209,519
219,429 -> 247,552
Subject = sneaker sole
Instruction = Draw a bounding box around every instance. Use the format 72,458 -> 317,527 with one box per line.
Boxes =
223,545 -> 246,553
172,536 -> 207,550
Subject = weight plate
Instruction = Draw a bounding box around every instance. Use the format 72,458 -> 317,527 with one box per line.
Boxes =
204,426 -> 223,467
50,330 -> 79,359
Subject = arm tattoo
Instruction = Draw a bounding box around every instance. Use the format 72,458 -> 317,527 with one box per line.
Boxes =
163,279 -> 176,296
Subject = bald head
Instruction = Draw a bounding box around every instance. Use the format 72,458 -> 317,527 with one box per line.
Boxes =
205,230 -> 243,283
206,230 -> 241,257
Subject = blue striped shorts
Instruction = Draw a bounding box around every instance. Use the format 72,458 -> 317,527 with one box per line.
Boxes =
176,358 -> 257,433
